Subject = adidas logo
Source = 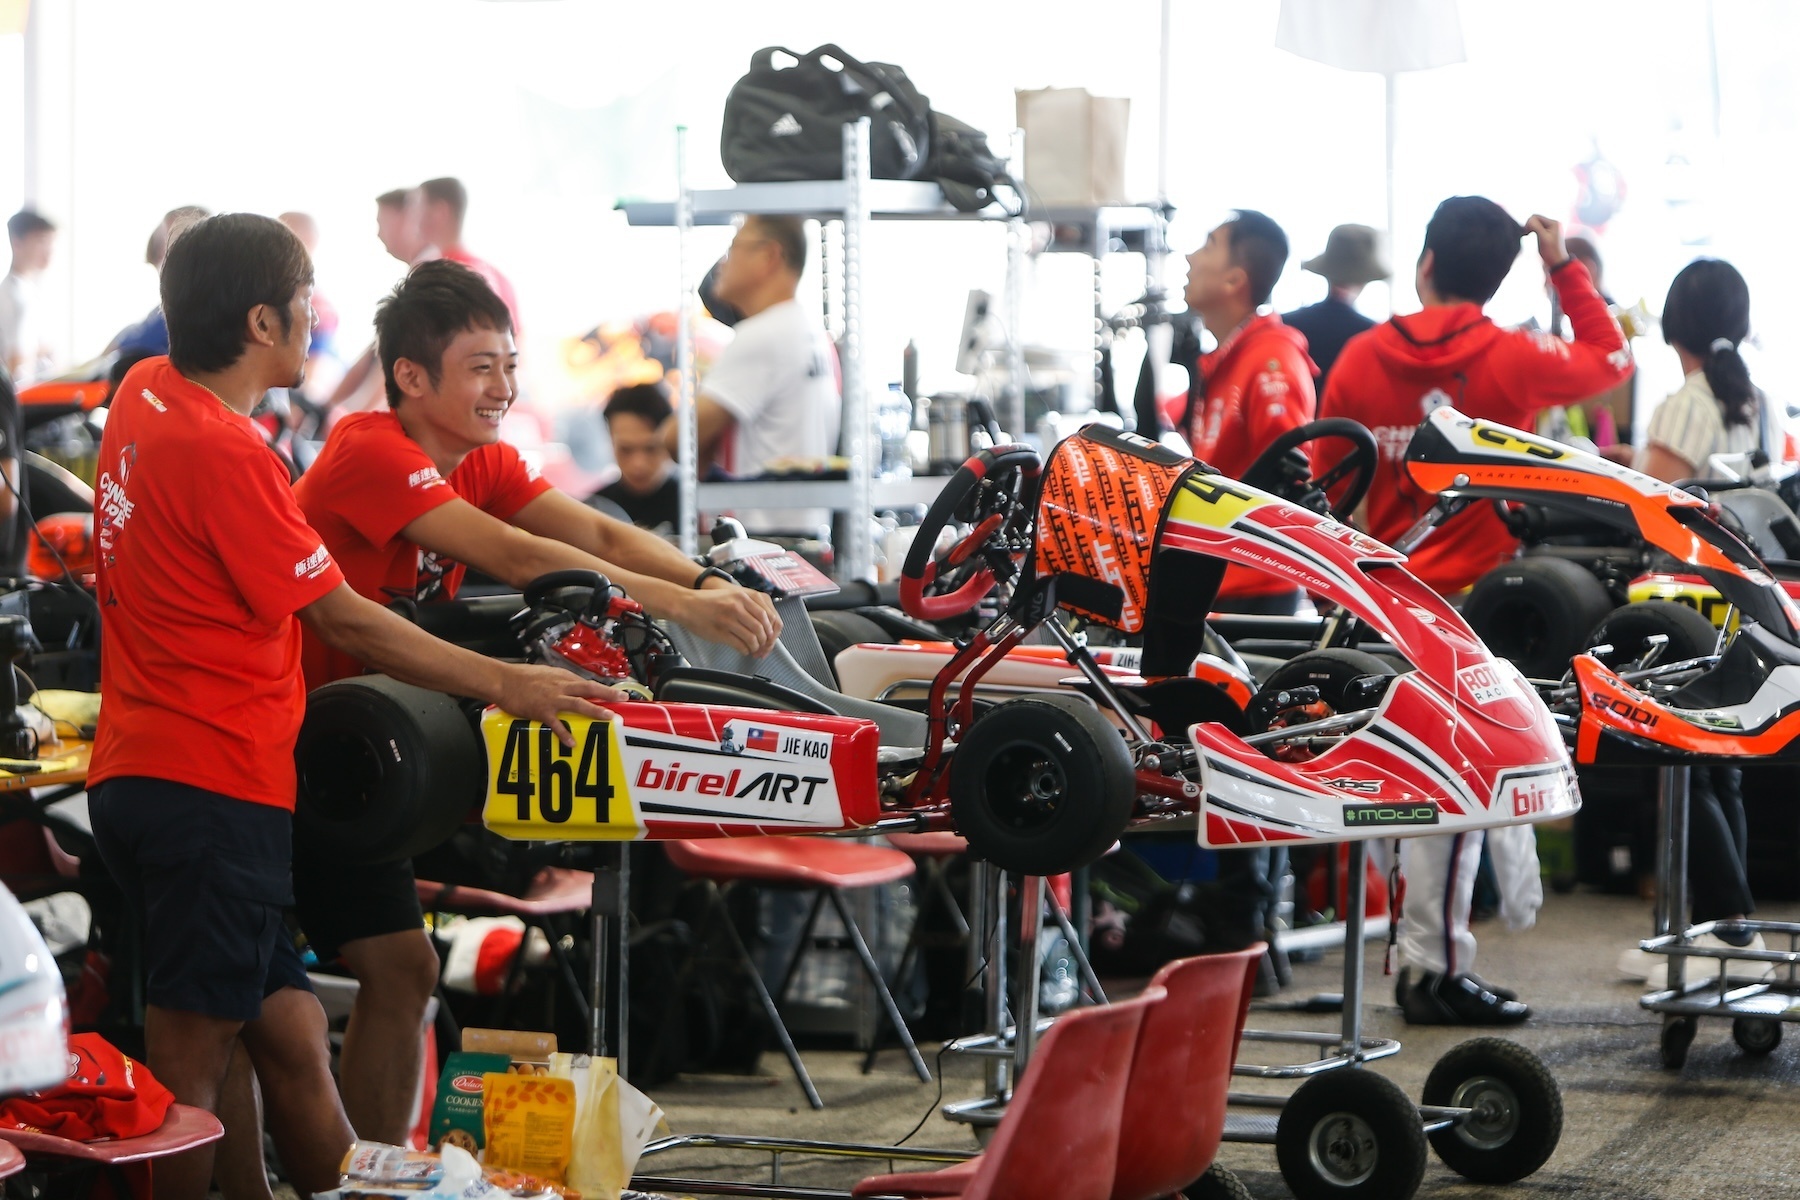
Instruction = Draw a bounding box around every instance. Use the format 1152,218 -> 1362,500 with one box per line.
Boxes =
770,113 -> 803,137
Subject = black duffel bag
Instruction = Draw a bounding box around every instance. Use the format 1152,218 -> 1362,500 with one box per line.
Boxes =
722,44 -> 930,183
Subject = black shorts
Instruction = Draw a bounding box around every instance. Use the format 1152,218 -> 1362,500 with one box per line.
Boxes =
89,777 -> 311,1022
292,843 -> 424,963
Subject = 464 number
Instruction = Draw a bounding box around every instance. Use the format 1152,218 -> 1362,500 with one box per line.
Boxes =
493,719 -> 614,824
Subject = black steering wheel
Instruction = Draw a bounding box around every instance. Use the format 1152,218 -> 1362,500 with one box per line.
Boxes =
901,445 -> 1041,622
1240,418 -> 1379,522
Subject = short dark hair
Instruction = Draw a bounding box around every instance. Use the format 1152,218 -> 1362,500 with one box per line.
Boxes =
420,177 -> 468,227
1421,196 -> 1523,305
7,210 -> 53,241
604,382 -> 673,428
745,214 -> 807,275
376,188 -> 412,210
1565,235 -> 1601,279
162,213 -> 313,374
1222,210 -> 1289,307
375,259 -> 512,405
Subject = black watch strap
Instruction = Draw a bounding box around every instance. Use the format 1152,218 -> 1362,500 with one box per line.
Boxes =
693,566 -> 735,589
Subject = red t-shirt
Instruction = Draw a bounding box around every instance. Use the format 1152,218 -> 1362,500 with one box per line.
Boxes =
90,358 -> 345,810
1319,260 -> 1632,594
1175,314 -> 1318,598
441,246 -> 523,341
293,410 -> 552,687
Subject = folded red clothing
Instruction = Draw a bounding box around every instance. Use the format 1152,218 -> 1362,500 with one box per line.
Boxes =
0,1033 -> 173,1141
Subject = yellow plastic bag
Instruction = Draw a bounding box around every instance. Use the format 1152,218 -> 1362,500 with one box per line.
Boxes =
550,1054 -> 621,1200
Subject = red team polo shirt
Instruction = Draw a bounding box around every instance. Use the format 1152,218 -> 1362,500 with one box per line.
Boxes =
90,358 -> 345,811
293,410 -> 552,687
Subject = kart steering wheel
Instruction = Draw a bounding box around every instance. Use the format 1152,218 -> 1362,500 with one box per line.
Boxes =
901,444 -> 1041,622
1239,417 -> 1379,522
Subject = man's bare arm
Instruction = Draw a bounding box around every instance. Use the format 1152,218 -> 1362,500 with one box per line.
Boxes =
298,582 -> 619,744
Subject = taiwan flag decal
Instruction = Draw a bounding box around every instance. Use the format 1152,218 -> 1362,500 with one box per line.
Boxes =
746,727 -> 780,753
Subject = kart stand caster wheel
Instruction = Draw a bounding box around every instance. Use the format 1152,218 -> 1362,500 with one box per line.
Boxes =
1274,1069 -> 1426,1200
1184,1162 -> 1252,1200
1661,1015 -> 1698,1069
1732,1016 -> 1782,1056
949,693 -> 1135,877
1421,1037 -> 1563,1184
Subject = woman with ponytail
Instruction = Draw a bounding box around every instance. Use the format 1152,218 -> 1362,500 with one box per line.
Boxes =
1618,256 -> 1768,985
1638,258 -> 1767,482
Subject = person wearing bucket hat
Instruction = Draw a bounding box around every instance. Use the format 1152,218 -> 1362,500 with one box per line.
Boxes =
1281,224 -> 1389,392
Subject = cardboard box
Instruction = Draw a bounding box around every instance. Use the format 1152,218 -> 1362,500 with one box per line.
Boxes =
1016,87 -> 1130,208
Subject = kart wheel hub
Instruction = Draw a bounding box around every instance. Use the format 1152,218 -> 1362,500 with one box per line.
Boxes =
1450,1075 -> 1519,1149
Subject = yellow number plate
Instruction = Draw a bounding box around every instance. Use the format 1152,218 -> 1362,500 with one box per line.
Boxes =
481,711 -> 640,840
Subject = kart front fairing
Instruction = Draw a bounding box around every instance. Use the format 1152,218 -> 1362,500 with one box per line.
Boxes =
1156,474 -> 1578,846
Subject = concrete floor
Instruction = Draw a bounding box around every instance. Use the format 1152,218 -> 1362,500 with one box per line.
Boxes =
634,889 -> 1800,1199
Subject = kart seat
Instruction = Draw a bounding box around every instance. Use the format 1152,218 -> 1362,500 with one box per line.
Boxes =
1741,620 -> 1800,668
660,597 -> 929,747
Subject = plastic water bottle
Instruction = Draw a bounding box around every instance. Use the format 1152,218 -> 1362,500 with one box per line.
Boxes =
878,383 -> 913,479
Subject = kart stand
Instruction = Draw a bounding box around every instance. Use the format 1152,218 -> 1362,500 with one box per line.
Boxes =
1639,765 -> 1800,1068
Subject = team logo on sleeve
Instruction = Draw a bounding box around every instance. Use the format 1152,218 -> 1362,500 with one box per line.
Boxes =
407,466 -> 446,490
97,445 -> 137,568
294,544 -> 333,580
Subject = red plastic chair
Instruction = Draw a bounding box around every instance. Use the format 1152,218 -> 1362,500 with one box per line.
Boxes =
0,1103 -> 223,1198
1109,948 -> 1263,1200
416,866 -> 595,1027
664,837 -> 927,1109
854,989 -> 1161,1200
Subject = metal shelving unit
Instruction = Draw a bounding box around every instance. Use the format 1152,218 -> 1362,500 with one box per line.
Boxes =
1032,205 -> 1171,413
620,120 -> 1027,581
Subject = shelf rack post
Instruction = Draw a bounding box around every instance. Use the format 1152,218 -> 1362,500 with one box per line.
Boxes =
841,117 -> 874,582
675,125 -> 699,558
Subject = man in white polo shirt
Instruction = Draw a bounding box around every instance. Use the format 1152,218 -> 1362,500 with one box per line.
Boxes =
665,215 -> 840,533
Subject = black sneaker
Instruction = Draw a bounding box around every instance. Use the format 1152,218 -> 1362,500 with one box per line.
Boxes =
1396,968 -> 1531,1025
1463,972 -> 1519,1002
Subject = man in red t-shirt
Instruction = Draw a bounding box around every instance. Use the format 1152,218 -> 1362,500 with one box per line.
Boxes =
420,177 -> 522,338
1320,197 -> 1633,1027
88,215 -> 616,1200
1173,210 -> 1317,616
289,259 -> 780,1144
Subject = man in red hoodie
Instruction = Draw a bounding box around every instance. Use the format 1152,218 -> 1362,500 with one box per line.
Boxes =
1321,196 -> 1632,1025
1178,209 -> 1317,616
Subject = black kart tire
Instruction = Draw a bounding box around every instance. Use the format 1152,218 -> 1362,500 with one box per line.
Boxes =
1464,556 -> 1616,681
809,610 -> 897,677
1421,1037 -> 1563,1184
1274,1069 -> 1427,1200
1587,600 -> 1721,667
949,694 -> 1135,877
1184,1161 -> 1253,1200
295,675 -> 485,865
1732,1016 -> 1782,1056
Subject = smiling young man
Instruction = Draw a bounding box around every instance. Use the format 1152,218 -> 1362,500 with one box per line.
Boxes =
88,215 -> 617,1200
289,259 -> 780,1144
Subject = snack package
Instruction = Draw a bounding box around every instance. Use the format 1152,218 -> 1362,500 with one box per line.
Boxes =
463,1028 -> 557,1075
329,1143 -> 511,1200
338,1140 -> 447,1191
430,1052 -> 510,1154
482,1072 -> 576,1184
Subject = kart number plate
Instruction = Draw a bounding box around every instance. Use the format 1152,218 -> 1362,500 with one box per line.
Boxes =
482,713 -> 636,838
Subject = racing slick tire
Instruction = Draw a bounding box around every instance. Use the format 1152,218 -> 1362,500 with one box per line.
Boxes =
1421,1037 -> 1563,1184
1274,1069 -> 1427,1200
1585,599 -> 1721,667
949,694 -> 1135,877
294,675 -> 484,865
1464,556 -> 1616,682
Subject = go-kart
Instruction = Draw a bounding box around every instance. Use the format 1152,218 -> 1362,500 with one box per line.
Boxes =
1397,407 -> 1800,763
296,421 -> 1575,880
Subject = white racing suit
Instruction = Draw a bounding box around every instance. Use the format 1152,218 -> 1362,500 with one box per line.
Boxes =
1397,822 -> 1543,976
